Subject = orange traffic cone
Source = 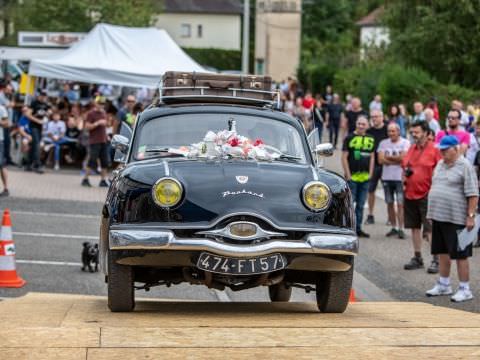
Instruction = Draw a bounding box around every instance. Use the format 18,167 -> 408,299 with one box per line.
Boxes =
0,209 -> 26,288
349,289 -> 356,303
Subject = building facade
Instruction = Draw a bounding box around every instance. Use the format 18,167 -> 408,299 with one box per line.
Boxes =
254,0 -> 301,81
356,7 -> 390,58
154,0 -> 242,50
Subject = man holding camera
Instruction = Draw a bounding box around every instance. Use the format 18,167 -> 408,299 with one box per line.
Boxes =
402,121 -> 441,272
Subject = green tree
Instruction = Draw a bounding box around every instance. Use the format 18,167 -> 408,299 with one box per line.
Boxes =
384,0 -> 480,89
93,0 -> 155,27
1,0 -> 155,45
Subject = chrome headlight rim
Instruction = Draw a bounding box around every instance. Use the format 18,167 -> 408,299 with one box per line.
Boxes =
302,181 -> 332,212
151,177 -> 184,209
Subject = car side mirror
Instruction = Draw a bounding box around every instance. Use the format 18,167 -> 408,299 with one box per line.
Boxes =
112,134 -> 130,154
315,143 -> 334,157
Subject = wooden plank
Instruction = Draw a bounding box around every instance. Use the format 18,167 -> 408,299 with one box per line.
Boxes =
87,347 -> 480,360
0,328 -> 100,348
59,299 -> 480,328
0,348 -> 86,360
101,327 -> 480,348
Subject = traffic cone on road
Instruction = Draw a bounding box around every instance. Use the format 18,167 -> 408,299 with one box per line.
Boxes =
0,209 -> 26,288
349,289 -> 356,303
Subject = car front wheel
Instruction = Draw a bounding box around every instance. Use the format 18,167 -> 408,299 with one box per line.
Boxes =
107,250 -> 135,312
315,263 -> 353,313
268,282 -> 292,302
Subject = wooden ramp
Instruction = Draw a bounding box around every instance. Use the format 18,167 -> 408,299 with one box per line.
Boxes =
0,293 -> 479,359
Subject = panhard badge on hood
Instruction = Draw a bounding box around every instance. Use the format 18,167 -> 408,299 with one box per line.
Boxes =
222,189 -> 264,199
236,175 -> 249,184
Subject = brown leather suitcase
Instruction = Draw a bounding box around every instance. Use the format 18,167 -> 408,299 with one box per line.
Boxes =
161,71 -> 274,103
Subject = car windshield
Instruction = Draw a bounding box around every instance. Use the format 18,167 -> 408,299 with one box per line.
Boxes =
132,113 -> 307,163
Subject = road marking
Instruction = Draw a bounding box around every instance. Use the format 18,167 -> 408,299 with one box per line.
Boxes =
213,289 -> 232,302
16,259 -> 82,267
11,210 -> 98,219
13,232 -> 97,240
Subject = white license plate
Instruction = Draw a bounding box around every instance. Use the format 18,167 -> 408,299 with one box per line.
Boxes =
196,252 -> 286,275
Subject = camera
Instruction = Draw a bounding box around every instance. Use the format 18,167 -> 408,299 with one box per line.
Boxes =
405,166 -> 414,178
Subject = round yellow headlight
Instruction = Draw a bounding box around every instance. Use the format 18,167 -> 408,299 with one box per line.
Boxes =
152,177 -> 183,208
302,181 -> 331,211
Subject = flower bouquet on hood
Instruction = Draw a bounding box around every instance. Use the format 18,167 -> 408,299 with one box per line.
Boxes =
170,129 -> 282,161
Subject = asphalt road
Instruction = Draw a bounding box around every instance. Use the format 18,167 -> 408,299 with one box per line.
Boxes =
0,197 -> 320,302
1,172 -> 479,313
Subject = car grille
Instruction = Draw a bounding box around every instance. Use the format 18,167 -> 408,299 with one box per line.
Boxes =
172,215 -> 307,242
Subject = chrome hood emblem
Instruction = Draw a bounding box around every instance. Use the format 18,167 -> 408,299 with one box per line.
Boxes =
236,175 -> 249,184
196,221 -> 286,241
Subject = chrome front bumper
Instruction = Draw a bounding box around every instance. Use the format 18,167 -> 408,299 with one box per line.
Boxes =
109,229 -> 358,257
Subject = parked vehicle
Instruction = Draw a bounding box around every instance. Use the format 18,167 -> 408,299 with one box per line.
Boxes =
101,73 -> 357,312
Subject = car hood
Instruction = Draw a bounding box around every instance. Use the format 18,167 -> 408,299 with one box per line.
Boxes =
114,158 -> 352,231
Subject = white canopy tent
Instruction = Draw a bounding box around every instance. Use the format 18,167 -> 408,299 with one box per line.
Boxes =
28,23 -> 205,88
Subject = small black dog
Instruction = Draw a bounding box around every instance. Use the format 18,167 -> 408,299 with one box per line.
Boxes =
81,242 -> 99,273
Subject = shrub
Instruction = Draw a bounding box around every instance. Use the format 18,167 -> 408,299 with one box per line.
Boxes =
334,62 -> 478,118
182,47 -> 241,71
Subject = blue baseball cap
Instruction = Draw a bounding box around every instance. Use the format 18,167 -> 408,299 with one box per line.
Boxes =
437,135 -> 459,150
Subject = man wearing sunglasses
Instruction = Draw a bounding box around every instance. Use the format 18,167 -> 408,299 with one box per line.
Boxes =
435,109 -> 470,154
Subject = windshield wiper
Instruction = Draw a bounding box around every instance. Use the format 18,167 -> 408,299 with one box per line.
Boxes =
143,148 -> 184,158
276,154 -> 302,162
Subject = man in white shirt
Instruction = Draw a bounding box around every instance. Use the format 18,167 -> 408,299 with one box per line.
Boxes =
44,111 -> 67,170
377,123 -> 410,238
425,108 -> 441,134
369,94 -> 383,112
412,102 -> 425,122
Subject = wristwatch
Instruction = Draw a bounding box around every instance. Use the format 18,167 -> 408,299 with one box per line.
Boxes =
468,213 -> 476,218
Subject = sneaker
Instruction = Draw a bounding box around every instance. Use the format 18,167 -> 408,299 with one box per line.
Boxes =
451,287 -> 474,303
44,144 -> 54,152
398,229 -> 406,239
427,259 -> 439,274
24,165 -> 32,172
426,281 -> 453,297
64,154 -> 73,164
364,215 -> 375,225
54,163 -> 60,171
386,228 -> 398,237
33,167 -> 44,174
0,189 -> 9,197
404,256 -> 424,270
356,229 -> 370,238
81,178 -> 92,187
99,179 -> 110,188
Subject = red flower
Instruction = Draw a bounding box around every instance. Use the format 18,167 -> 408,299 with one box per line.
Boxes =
228,137 -> 240,147
254,139 -> 264,146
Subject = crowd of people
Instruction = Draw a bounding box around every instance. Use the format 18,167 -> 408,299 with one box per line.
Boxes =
1,73 -> 479,302
277,79 -> 480,303
0,76 -> 145,193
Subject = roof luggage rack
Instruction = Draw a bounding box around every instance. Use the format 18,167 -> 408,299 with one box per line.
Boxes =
155,71 -> 280,108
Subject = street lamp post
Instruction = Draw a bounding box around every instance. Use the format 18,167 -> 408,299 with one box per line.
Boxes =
242,0 -> 250,74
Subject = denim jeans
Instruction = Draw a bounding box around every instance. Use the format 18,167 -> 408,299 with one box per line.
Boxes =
328,120 -> 340,147
348,180 -> 369,232
44,137 -> 74,162
28,127 -> 42,168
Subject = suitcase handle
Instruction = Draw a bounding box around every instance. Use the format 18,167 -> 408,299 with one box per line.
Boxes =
206,81 -> 234,90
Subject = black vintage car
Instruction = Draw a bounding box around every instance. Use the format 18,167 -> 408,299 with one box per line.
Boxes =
101,76 -> 356,313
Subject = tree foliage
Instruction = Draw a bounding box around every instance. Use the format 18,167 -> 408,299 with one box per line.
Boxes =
0,0 -> 155,45
384,0 -> 480,89
299,0 -> 383,92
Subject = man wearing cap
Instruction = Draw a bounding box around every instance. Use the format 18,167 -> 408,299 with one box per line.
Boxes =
82,97 -> 110,187
426,135 -> 478,302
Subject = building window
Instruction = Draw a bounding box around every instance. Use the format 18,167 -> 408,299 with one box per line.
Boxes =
197,25 -> 203,38
181,24 -> 191,38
